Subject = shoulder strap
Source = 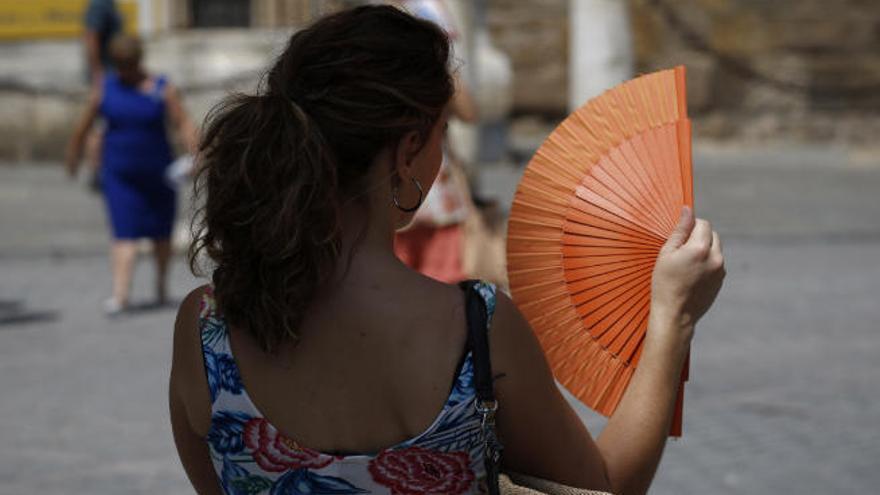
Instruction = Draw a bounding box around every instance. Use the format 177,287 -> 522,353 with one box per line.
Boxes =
461,280 -> 493,402
198,285 -> 227,351
459,280 -> 502,495
198,285 -> 216,322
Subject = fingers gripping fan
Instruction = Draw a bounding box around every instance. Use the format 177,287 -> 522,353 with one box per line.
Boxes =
506,66 -> 693,436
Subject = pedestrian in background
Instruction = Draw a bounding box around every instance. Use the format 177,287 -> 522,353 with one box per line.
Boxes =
83,0 -> 122,85
393,0 -> 479,283
168,6 -> 724,494
66,34 -> 198,314
81,0 -> 123,192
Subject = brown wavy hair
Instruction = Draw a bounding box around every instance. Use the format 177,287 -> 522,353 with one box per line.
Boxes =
190,6 -> 453,352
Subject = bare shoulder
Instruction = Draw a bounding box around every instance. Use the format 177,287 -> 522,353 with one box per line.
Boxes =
384,274 -> 469,352
486,289 -> 560,423
174,284 -> 209,342
399,272 -> 467,318
489,290 -> 549,380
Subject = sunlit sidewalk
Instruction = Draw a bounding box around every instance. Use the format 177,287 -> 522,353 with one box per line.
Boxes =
1,145 -> 879,494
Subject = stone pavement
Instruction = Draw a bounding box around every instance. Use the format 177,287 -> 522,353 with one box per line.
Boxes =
1,144 -> 879,494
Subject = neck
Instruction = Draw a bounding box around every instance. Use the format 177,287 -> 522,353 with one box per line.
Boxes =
328,197 -> 401,288
321,156 -> 411,294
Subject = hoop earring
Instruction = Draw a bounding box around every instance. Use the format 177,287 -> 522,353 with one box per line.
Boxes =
393,177 -> 424,213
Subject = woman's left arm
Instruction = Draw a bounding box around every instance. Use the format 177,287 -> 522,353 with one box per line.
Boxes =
165,83 -> 199,155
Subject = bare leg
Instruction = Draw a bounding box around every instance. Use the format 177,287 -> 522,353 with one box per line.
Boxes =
110,240 -> 138,307
153,238 -> 172,304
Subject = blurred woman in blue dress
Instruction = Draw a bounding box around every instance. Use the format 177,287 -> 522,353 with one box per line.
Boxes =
67,34 -> 198,314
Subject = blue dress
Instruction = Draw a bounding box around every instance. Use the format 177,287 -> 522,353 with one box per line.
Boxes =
99,73 -> 176,239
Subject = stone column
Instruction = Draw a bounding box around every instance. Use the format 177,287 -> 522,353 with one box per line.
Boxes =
569,0 -> 634,111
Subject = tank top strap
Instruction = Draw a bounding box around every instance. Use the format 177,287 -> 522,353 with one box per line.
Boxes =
198,285 -> 228,352
198,285 -> 249,406
198,284 -> 216,320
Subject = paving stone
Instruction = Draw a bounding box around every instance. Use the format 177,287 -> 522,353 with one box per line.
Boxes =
1,146 -> 878,493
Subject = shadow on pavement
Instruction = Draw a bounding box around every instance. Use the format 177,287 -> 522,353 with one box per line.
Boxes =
117,299 -> 181,317
0,300 -> 59,327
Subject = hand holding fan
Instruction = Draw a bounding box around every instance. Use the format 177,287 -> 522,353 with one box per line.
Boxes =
506,66 -> 692,436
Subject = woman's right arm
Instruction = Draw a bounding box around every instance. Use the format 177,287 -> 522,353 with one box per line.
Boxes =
169,287 -> 224,494
65,86 -> 101,178
493,207 -> 724,494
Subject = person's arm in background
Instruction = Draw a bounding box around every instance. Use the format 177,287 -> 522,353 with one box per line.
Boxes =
493,207 -> 725,494
66,85 -> 102,178
84,30 -> 103,87
83,1 -> 107,87
165,83 -> 199,155
450,74 -> 478,123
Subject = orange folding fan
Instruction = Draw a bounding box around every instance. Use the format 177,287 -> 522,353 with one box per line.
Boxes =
506,66 -> 693,436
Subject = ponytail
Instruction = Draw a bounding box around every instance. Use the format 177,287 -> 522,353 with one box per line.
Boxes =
190,5 -> 453,352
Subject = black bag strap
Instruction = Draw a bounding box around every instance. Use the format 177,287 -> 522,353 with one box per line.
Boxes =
459,280 -> 503,495
461,280 -> 494,402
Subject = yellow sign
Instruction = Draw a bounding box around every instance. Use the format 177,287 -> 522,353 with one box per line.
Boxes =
0,0 -> 138,40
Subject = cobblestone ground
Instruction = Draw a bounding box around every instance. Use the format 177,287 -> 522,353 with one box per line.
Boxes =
1,144 -> 879,494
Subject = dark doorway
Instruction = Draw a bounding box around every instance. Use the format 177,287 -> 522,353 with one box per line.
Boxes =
192,0 -> 251,27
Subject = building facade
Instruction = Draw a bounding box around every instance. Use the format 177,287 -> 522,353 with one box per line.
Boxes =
0,0 -> 340,40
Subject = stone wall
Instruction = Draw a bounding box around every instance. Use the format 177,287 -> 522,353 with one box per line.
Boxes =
486,0 -> 568,115
4,0 -> 879,162
630,0 -> 880,142
487,0 -> 880,142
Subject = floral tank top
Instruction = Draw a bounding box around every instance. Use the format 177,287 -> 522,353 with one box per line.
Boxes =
199,282 -> 497,494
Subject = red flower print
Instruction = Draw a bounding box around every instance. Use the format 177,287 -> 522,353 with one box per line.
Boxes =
368,446 -> 474,494
243,418 -> 333,472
